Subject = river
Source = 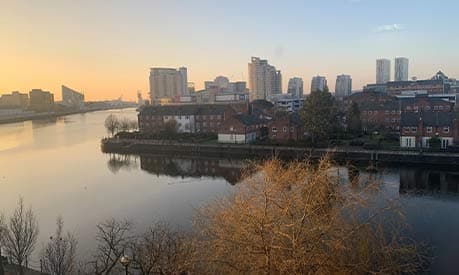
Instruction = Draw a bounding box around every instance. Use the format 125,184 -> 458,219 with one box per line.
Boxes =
0,108 -> 459,273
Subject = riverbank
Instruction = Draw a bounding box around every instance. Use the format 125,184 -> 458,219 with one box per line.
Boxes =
0,106 -> 133,125
101,138 -> 459,167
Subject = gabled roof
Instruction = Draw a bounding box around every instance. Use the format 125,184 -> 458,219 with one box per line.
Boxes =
139,104 -> 229,116
400,111 -> 458,127
234,114 -> 262,126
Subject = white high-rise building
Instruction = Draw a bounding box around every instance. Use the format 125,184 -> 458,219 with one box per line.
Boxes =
62,85 -> 84,108
287,77 -> 304,98
178,67 -> 188,96
311,76 -> 328,92
149,67 -> 187,103
394,57 -> 409,81
376,59 -> 391,84
248,57 -> 282,101
335,75 -> 352,100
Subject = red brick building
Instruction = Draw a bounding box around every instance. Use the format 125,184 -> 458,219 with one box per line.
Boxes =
400,112 -> 459,149
267,113 -> 303,143
138,104 -> 236,134
218,114 -> 263,144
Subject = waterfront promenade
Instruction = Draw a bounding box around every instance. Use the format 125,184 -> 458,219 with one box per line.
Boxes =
101,138 -> 459,167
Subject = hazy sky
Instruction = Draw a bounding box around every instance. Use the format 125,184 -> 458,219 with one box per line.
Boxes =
1,0 -> 459,101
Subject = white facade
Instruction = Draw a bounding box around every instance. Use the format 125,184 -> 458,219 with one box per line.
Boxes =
179,67 -> 188,96
335,74 -> 352,99
163,115 -> 195,133
394,57 -> 409,82
376,59 -> 391,84
149,67 -> 187,103
310,76 -> 327,92
218,132 -> 257,144
287,77 -> 304,98
271,94 -> 305,112
248,57 -> 282,101
62,85 -> 84,108
400,136 -> 416,148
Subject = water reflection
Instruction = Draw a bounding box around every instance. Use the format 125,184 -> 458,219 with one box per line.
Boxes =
400,168 -> 459,195
107,154 -> 140,174
107,154 -> 245,184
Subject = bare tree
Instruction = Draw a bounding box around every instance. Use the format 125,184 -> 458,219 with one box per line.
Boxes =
4,198 -> 39,275
194,157 -> 428,274
87,219 -> 134,275
119,117 -> 131,133
0,213 -> 7,275
40,216 -> 77,275
130,221 -> 195,274
104,114 -> 120,137
128,119 -> 138,132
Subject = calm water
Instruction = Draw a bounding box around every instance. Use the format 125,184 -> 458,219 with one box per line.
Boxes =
1,108 -> 459,273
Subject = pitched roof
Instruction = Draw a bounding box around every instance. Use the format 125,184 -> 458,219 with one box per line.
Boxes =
139,104 -> 229,116
400,111 -> 458,127
234,114 -> 262,126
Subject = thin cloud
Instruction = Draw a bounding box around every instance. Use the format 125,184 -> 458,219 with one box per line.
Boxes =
374,24 -> 405,33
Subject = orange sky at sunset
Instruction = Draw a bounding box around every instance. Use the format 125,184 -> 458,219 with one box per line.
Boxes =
2,1 -> 458,101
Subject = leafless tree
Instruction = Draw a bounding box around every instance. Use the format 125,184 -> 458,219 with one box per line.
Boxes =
119,117 -> 131,133
130,221 -> 196,274
40,216 -> 77,275
194,157 -> 428,274
104,114 -> 120,137
4,198 -> 39,275
87,218 -> 134,275
0,213 -> 7,275
128,119 -> 138,132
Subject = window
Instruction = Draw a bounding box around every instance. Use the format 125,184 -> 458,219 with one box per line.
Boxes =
391,110 -> 396,114
391,118 -> 396,123
425,106 -> 431,111
164,116 -> 168,120
439,106 -> 444,110
444,127 -> 450,133
427,126 -> 433,133
406,106 -> 411,111
368,111 -> 373,115
178,115 -> 182,119
185,116 -> 189,120
272,127 -> 277,133
230,126 -> 234,131
385,110 -> 390,115
283,127 -> 287,132
411,127 -> 417,133
290,127 -> 294,132
434,106 -> 439,110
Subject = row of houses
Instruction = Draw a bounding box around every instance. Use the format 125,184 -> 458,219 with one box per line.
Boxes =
138,101 -> 303,144
346,91 -> 459,149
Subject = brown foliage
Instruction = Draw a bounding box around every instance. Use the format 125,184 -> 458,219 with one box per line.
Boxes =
194,156 -> 428,274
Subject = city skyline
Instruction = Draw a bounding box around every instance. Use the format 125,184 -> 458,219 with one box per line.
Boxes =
1,0 -> 459,100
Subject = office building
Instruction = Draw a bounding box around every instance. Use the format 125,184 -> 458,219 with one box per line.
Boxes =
335,74 -> 352,100
0,91 -> 29,108
29,89 -> 54,112
62,85 -> 84,108
394,57 -> 409,81
376,59 -> 391,84
310,76 -> 327,92
287,77 -> 304,98
149,67 -> 187,104
248,57 -> 282,101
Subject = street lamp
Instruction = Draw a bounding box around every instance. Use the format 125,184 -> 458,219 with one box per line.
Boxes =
120,255 -> 130,275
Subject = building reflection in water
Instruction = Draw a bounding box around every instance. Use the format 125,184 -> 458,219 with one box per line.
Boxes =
400,168 -> 459,195
107,154 -> 245,184
107,154 -> 139,174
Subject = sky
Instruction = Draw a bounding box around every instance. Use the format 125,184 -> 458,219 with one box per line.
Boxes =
1,0 -> 459,101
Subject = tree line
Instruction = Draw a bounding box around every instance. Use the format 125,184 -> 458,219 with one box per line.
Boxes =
0,157 -> 429,274
104,114 -> 138,137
